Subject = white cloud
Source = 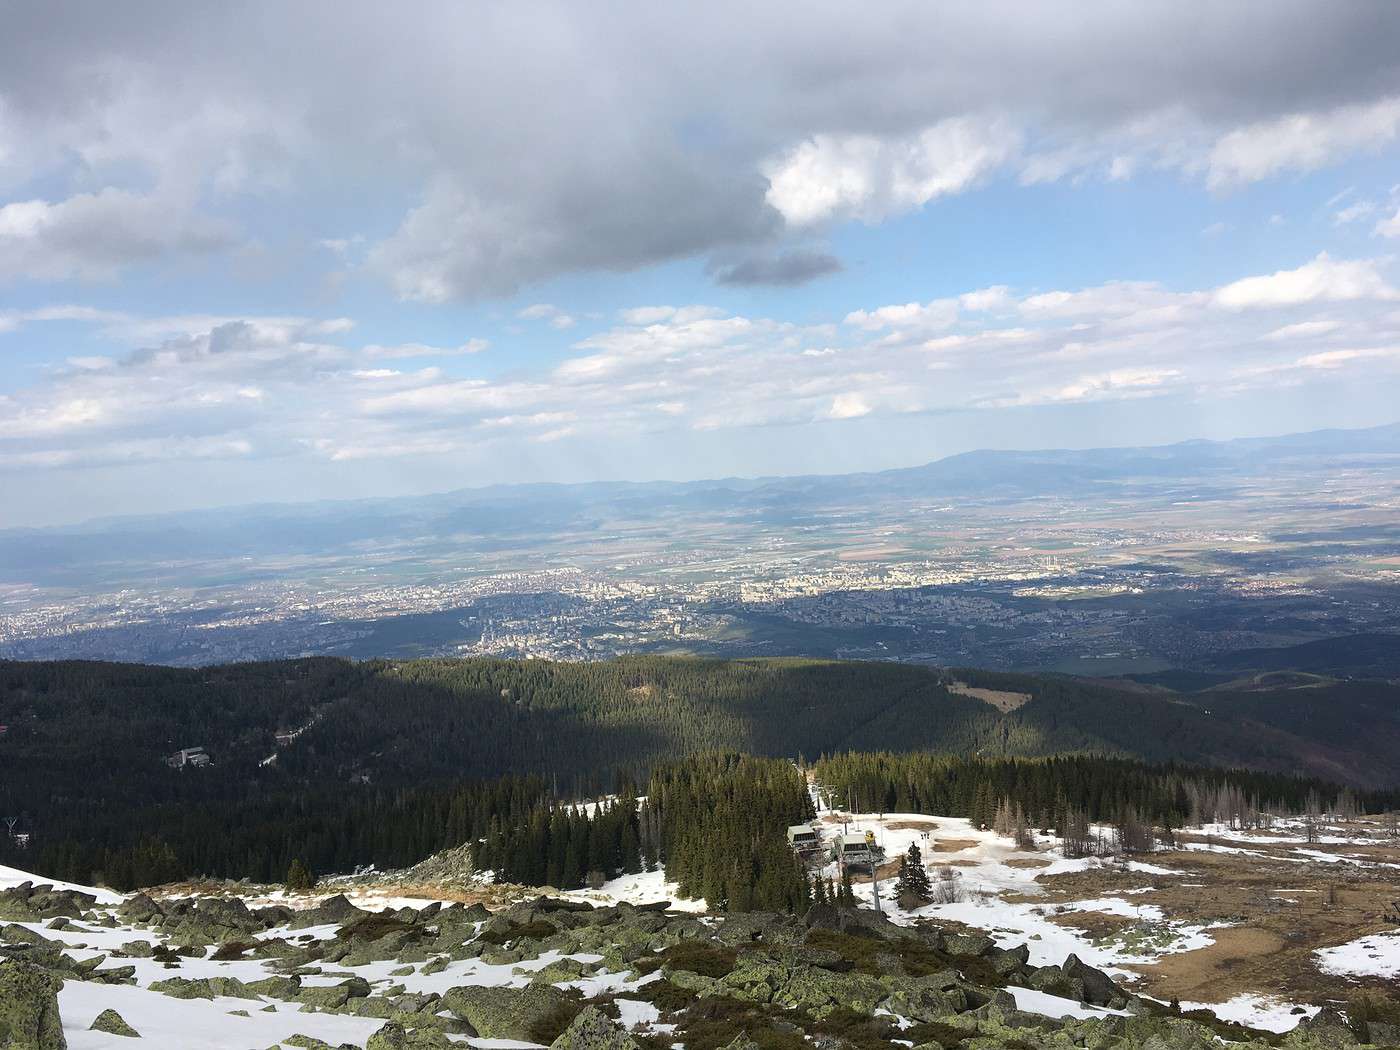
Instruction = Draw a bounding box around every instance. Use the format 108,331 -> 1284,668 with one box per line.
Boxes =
1052,367 -> 1182,403
362,339 -> 488,359
764,118 -> 1020,226
1207,97 -> 1400,190
1333,200 -> 1376,225
844,299 -> 958,332
1213,252 -> 1396,309
518,303 -> 576,329
1377,206 -> 1400,239
4,254 -> 1400,479
959,286 -> 1011,312
1264,320 -> 1343,341
828,392 -> 873,419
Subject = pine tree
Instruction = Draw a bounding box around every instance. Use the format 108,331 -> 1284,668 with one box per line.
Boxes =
285,858 -> 315,890
895,841 -> 931,905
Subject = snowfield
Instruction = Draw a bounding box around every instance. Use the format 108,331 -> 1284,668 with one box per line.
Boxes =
1315,930 -> 1400,980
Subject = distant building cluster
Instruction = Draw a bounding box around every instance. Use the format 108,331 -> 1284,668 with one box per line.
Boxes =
166,746 -> 211,769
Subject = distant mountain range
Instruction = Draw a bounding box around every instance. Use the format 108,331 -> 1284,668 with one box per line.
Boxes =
4,421 -> 1398,574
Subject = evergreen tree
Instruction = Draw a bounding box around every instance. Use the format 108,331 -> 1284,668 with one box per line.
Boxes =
285,858 -> 315,890
895,842 -> 932,905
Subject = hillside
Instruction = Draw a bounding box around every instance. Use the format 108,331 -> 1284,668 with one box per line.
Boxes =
4,654 -> 1400,887
6,655 -> 1400,793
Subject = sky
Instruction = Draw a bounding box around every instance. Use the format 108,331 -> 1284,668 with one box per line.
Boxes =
3,2 -> 1400,527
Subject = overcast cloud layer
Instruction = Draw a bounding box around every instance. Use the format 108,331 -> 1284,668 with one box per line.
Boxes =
3,2 -> 1400,523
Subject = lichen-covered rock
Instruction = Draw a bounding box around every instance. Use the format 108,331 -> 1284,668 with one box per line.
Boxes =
0,959 -> 67,1049
882,971 -> 970,1022
1284,1008 -> 1361,1050
944,932 -> 994,957
548,1006 -> 639,1050
148,976 -> 216,1000
441,983 -> 569,1040
365,1021 -> 452,1049
527,958 -> 588,984
297,984 -> 351,1011
770,965 -> 887,1017
89,1008 -> 140,1038
1111,1013 -> 1221,1050
245,975 -> 302,1000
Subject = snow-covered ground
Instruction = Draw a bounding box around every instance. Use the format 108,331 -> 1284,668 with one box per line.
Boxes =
1177,994 -> 1319,1034
555,868 -> 707,913
1315,930 -> 1400,980
813,812 -> 1224,975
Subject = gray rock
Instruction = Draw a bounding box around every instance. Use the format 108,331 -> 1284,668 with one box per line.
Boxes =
89,1008 -> 140,1038
1061,953 -> 1123,1007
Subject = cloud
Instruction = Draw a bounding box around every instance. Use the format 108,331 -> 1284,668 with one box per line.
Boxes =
707,249 -> 842,286
517,304 -> 576,329
829,392 -> 872,419
1264,320 -> 1343,341
0,189 -> 234,282
1213,252 -> 1396,309
4,252 -> 1400,478
844,299 -> 958,332
1377,206 -> 1400,239
4,5 -> 1400,296
362,339 -> 489,359
1333,200 -> 1376,225
764,118 -> 1019,226
1207,97 -> 1400,189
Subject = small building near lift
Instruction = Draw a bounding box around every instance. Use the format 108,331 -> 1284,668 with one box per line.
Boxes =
834,830 -> 884,870
786,823 -> 822,855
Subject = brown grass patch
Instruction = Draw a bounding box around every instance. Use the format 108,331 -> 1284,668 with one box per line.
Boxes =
948,681 -> 1032,712
929,838 -> 980,853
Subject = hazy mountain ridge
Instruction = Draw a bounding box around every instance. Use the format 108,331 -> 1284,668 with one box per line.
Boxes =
6,422 -> 1399,563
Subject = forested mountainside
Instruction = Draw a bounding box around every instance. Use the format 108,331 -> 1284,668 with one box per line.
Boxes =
3,654 -> 1399,887
5,655 -> 1400,791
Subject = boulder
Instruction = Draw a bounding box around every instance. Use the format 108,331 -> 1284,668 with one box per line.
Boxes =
117,893 -> 162,924
441,983 -> 569,1040
1285,1007 -> 1360,1050
944,932 -> 994,957
1061,953 -> 1123,1007
548,1006 -> 639,1050
366,1021 -> 451,1049
148,976 -> 216,1000
89,1008 -> 141,1038
0,959 -> 66,1050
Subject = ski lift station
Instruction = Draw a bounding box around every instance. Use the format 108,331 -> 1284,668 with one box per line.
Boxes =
833,830 -> 884,869
786,823 -> 822,854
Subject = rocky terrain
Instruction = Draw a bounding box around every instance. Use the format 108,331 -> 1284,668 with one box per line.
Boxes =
3,868 -> 1400,1050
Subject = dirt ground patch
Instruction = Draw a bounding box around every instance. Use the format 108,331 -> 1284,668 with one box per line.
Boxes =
1048,909 -> 1139,940
850,858 -> 903,884
929,838 -> 981,853
1003,857 -> 1051,869
885,819 -> 939,831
